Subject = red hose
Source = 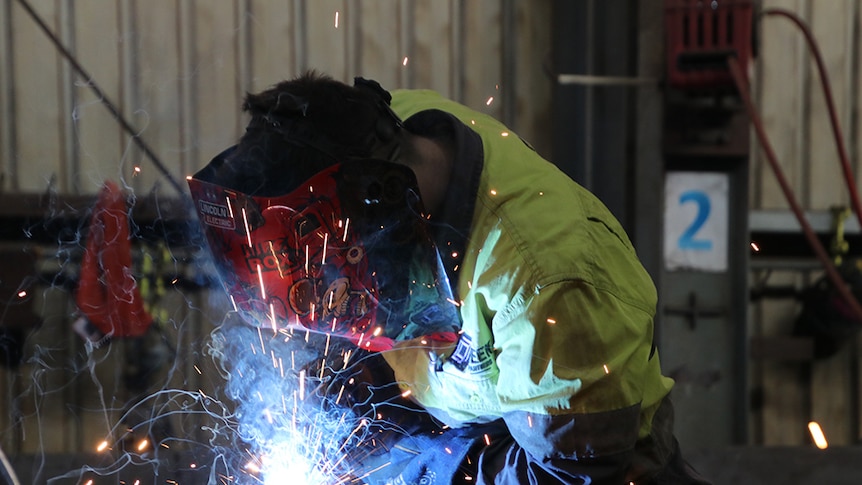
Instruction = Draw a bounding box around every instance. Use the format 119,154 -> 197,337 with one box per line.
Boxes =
728,56 -> 862,323
762,9 -> 862,231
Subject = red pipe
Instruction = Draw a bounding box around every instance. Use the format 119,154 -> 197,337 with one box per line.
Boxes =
762,8 -> 862,232
728,56 -> 862,323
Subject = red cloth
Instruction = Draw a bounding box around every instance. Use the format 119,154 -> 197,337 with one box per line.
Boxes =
75,180 -> 152,338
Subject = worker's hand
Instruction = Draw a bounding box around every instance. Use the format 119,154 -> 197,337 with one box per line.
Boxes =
381,332 -> 502,425
384,333 -> 459,376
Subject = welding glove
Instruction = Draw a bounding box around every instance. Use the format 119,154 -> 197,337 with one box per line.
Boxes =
381,332 -> 504,428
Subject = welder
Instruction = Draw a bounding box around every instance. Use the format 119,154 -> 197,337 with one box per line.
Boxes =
188,71 -> 709,484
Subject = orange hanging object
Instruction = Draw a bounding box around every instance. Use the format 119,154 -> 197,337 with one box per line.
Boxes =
75,180 -> 152,340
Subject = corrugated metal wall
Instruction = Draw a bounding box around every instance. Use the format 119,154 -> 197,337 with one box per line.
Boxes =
0,0 -> 553,458
4,0 -> 862,463
750,0 -> 862,446
0,0 -> 552,196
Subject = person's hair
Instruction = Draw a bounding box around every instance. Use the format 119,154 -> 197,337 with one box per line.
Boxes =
209,71 -> 403,196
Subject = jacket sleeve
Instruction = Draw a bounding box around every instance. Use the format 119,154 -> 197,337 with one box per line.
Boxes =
492,277 -> 661,418
474,407 -> 640,485
480,278 -> 659,483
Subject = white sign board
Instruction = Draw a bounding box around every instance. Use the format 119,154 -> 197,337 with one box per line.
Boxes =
664,171 -> 729,272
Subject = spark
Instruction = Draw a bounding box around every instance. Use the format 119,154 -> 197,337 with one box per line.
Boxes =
402,56 -> 409,66
136,439 -> 148,452
269,241 -> 284,277
336,419 -> 369,456
225,195 -> 234,218
490,189 -> 497,196
546,318 -> 556,325
257,264 -> 267,300
483,434 -> 491,446
603,364 -> 610,374
96,440 -> 109,452
241,207 -> 253,247
327,288 -> 335,311
401,389 -> 412,398
808,421 -> 828,449
299,369 -> 306,400
194,365 -> 202,374
486,96 -> 494,106
334,11 -> 339,28
527,415 -> 533,428
343,217 -> 350,241
270,303 -> 278,332
322,232 -> 329,264
133,165 -> 141,174
335,384 -> 346,405
750,241 -> 760,252
501,132 -> 509,137
17,290 -> 26,298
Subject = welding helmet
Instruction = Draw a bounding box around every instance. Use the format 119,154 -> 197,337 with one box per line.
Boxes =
188,150 -> 461,352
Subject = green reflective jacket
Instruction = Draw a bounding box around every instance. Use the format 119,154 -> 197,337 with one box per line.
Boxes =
384,89 -> 674,444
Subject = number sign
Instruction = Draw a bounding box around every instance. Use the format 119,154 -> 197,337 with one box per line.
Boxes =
664,172 -> 729,272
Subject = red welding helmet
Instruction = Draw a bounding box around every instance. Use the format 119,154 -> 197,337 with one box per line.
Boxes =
188,151 -> 461,351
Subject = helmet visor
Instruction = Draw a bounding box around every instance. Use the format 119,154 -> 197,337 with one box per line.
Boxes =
189,155 -> 461,351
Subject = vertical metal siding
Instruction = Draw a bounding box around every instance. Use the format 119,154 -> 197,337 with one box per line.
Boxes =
751,0 -> 862,446
0,0 -> 552,457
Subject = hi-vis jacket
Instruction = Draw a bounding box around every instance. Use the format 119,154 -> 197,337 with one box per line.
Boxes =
383,89 -> 676,480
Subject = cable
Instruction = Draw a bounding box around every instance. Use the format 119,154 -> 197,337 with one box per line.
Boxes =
761,8 -> 862,231
15,0 -> 186,196
728,56 -> 862,323
0,445 -> 20,485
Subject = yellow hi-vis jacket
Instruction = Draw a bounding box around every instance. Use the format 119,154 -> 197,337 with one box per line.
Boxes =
383,89 -> 675,467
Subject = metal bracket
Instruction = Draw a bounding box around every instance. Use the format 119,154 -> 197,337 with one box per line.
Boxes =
664,291 -> 725,330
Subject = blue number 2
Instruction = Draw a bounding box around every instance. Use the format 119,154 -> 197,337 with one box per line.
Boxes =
678,190 -> 712,250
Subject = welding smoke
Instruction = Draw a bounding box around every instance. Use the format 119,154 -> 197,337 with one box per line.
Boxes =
207,320 -> 368,484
